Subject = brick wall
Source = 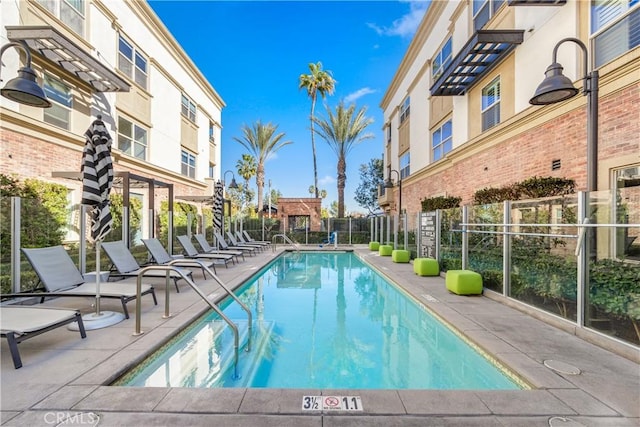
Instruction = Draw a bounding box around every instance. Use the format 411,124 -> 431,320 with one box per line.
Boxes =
400,84 -> 640,213
277,197 -> 322,231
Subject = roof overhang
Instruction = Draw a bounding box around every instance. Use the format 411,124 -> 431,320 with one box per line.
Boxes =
6,26 -> 130,92
508,0 -> 566,5
430,30 -> 524,96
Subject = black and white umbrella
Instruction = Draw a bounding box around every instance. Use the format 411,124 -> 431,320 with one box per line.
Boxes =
80,115 -> 123,328
212,180 -> 224,246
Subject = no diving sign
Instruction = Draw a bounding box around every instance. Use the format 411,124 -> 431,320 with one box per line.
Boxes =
302,395 -> 363,411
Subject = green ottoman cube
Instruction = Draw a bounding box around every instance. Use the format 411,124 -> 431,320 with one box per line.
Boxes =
369,241 -> 380,251
413,258 -> 439,276
379,244 -> 393,256
445,270 -> 483,295
392,249 -> 410,263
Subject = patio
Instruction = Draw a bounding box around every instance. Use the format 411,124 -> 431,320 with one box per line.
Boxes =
1,245 -> 638,426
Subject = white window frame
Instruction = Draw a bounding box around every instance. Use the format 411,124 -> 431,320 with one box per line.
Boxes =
209,121 -> 216,143
432,120 -> 453,162
591,0 -> 640,67
432,37 -> 452,81
481,76 -> 501,131
399,97 -> 410,124
43,74 -> 72,130
181,94 -> 197,122
37,0 -> 85,36
181,150 -> 196,178
118,35 -> 148,89
117,116 -> 147,160
399,152 -> 410,179
473,0 -> 505,31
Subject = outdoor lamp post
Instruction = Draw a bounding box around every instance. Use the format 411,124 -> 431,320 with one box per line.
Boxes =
385,169 -> 402,214
223,170 -> 239,190
0,40 -> 51,108
529,37 -> 598,192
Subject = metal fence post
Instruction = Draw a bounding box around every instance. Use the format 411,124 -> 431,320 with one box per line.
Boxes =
577,191 -> 588,328
503,201 -> 511,297
11,197 -> 21,293
462,205 -> 469,270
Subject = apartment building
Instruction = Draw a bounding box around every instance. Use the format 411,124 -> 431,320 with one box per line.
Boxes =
380,0 -> 639,214
1,0 -> 224,240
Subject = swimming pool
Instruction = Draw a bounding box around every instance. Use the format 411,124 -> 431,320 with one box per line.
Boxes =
117,251 -> 524,390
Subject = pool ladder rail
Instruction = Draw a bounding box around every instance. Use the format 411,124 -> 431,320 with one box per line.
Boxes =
272,233 -> 300,252
132,261 -> 252,379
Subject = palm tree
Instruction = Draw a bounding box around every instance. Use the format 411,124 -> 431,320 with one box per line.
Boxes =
233,121 -> 292,215
236,154 -> 257,215
299,62 -> 336,198
312,100 -> 374,217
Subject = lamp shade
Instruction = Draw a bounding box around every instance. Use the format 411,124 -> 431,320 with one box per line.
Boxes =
1,66 -> 51,108
529,62 -> 578,105
228,177 -> 239,189
384,179 -> 394,189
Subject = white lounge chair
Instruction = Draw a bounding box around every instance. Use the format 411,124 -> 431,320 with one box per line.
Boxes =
102,240 -> 193,293
194,234 -> 245,262
142,238 -> 219,277
13,246 -> 157,319
175,235 -> 236,267
1,306 -> 87,369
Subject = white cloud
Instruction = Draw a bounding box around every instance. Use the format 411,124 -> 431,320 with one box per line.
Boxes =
344,87 -> 377,104
265,152 -> 278,162
319,175 -> 335,186
367,1 -> 430,38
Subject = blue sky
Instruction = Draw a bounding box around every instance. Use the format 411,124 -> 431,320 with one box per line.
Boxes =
148,0 -> 429,214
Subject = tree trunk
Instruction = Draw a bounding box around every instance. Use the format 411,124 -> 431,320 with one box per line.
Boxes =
310,94 -> 319,198
337,155 -> 346,218
256,165 -> 264,217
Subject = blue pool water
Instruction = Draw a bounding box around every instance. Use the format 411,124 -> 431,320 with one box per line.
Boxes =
119,251 -> 523,389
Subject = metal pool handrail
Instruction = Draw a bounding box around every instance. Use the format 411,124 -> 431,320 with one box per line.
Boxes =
272,233 -> 300,252
133,262 -> 249,379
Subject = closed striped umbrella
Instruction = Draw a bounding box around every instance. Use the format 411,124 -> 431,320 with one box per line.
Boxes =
81,117 -> 114,242
213,180 -> 224,241
81,116 -> 116,321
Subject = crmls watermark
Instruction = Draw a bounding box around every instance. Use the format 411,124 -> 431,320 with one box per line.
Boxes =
43,412 -> 100,426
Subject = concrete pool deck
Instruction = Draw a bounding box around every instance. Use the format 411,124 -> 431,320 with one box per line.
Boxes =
1,245 -> 638,426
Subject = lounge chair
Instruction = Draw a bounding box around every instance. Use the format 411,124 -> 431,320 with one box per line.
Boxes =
102,240 -> 192,292
235,231 -> 269,249
226,231 -> 264,252
10,246 -> 157,319
242,230 -> 271,246
142,238 -> 218,277
214,232 -> 257,256
194,234 -> 245,262
1,306 -> 86,369
175,235 -> 235,268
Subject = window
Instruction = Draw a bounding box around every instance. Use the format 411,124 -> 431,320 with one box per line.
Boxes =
481,77 -> 500,131
473,0 -> 505,31
181,94 -> 197,122
399,152 -> 410,179
432,120 -> 453,162
432,37 -> 452,81
181,150 -> 196,178
209,121 -> 215,142
399,97 -> 410,124
208,163 -> 215,178
386,124 -> 392,143
43,74 -> 72,130
117,116 -> 147,160
37,0 -> 85,36
592,1 -> 640,67
118,36 -> 148,89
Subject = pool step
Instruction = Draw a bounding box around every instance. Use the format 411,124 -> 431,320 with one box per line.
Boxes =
212,319 -> 277,387
204,319 -> 276,387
